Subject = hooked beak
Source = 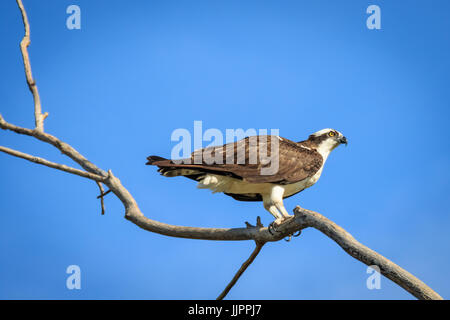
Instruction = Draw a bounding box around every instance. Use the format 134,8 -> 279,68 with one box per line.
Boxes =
339,136 -> 348,146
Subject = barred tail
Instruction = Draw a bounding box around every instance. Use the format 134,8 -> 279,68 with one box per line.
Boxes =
146,155 -> 203,179
146,155 -> 168,165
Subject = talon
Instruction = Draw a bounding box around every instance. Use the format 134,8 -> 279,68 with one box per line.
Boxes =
284,235 -> 292,242
268,222 -> 275,235
293,230 -> 301,237
268,218 -> 283,235
268,222 -> 279,235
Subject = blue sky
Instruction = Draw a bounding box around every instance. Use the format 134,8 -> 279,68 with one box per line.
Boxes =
0,0 -> 449,299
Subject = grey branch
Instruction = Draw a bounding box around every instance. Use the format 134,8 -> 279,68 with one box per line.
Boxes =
96,182 -> 107,215
0,114 -> 106,177
16,0 -> 48,132
0,0 -> 443,300
293,206 -> 443,300
217,242 -> 265,300
0,145 -> 105,182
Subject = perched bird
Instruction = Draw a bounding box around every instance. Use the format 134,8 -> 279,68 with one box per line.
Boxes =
146,128 -> 347,231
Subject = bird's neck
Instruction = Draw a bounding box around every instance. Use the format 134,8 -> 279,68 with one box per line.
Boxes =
299,139 -> 336,163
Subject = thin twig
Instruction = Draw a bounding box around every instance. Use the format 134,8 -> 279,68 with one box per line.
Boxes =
16,0 -> 47,132
217,242 -> 265,300
0,145 -> 105,182
96,182 -> 106,215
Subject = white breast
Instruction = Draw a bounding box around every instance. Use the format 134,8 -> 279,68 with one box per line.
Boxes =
197,165 -> 324,198
282,166 -> 324,197
197,174 -> 275,195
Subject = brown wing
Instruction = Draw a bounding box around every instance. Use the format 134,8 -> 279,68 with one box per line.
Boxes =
147,135 -> 323,185
210,135 -> 323,184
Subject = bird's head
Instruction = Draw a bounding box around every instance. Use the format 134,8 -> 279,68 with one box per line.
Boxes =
307,128 -> 347,158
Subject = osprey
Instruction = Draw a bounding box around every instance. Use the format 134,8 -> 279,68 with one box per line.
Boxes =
146,128 -> 347,230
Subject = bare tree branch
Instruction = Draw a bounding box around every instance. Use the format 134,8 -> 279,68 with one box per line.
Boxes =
0,0 -> 443,300
16,0 -> 48,132
293,206 -> 443,300
0,145 -> 105,182
96,182 -> 107,215
0,114 -> 106,177
217,242 -> 265,300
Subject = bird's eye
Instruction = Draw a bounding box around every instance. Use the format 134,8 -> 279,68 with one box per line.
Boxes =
328,131 -> 335,137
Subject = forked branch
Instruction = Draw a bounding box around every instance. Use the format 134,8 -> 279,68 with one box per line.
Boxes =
217,242 -> 265,300
0,145 -> 105,181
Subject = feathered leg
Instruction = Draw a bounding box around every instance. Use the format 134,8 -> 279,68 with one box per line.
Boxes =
263,186 -> 293,234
